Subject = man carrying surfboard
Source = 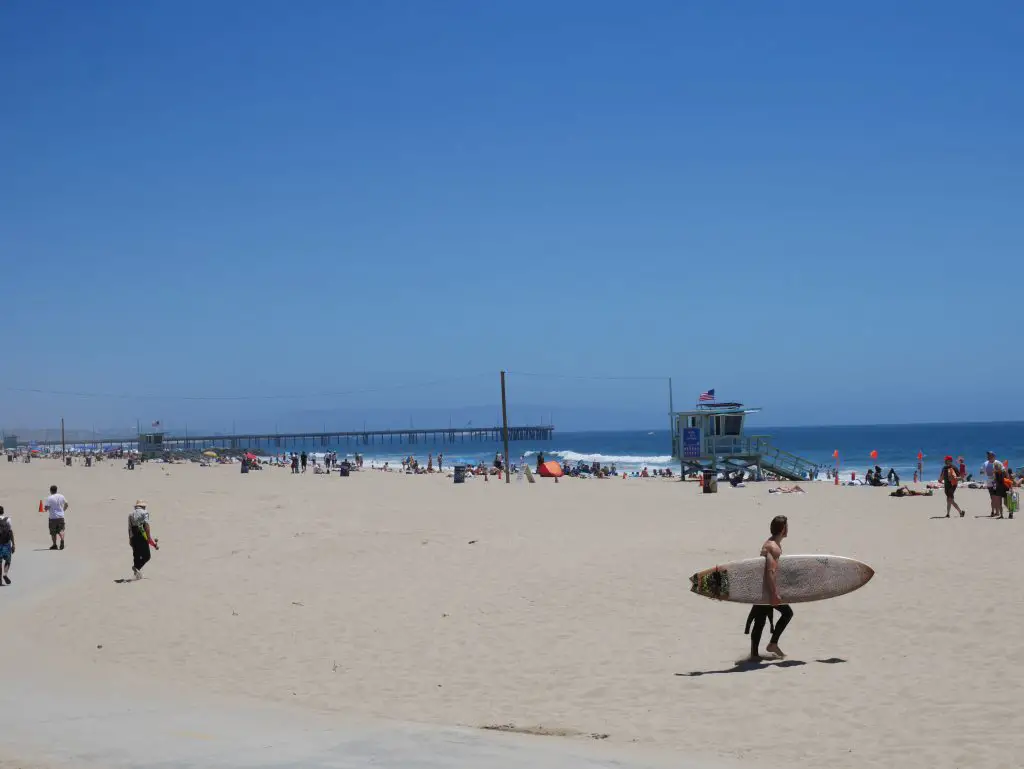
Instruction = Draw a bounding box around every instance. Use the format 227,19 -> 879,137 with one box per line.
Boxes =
747,515 -> 793,660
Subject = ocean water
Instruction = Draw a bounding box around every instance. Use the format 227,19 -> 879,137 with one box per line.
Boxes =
269,422 -> 1024,479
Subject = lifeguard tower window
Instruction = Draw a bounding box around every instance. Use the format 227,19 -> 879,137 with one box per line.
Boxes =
716,415 -> 742,436
681,414 -> 742,436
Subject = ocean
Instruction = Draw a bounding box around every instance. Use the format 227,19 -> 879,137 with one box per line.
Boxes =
276,422 -> 1024,479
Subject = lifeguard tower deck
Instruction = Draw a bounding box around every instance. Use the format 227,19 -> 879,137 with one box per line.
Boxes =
670,402 -> 816,481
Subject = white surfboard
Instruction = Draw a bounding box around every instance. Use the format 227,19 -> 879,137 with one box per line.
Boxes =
690,554 -> 874,604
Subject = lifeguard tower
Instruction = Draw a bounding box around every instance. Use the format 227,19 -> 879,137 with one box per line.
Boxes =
671,401 -> 815,481
138,431 -> 165,458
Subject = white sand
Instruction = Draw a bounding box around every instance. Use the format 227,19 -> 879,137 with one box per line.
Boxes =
1,459 -> 1020,768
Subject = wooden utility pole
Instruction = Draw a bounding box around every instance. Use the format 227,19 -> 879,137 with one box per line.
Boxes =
500,371 -> 511,484
61,417 -> 66,459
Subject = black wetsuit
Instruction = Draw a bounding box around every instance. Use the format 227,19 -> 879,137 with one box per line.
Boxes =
747,605 -> 793,657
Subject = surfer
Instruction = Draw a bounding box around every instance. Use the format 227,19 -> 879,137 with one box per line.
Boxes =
747,515 -> 793,660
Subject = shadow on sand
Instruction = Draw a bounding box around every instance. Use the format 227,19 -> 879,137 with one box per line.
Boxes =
677,658 -> 846,677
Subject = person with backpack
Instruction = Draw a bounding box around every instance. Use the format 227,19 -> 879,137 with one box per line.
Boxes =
939,456 -> 964,518
129,500 -> 159,580
991,461 -> 1010,519
0,506 -> 14,584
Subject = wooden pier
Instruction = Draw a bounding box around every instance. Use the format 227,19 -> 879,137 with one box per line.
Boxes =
24,425 -> 555,452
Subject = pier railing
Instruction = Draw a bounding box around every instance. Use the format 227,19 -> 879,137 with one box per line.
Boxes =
22,425 -> 555,452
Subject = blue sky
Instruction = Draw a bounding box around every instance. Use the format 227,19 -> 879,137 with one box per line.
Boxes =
2,1 -> 1021,431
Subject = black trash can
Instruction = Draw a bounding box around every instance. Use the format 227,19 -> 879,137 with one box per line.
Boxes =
453,465 -> 467,484
339,463 -> 350,477
85,457 -> 92,467
702,468 -> 718,493
65,457 -> 72,466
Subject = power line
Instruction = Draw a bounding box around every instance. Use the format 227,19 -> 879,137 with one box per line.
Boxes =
1,373 -> 491,402
506,371 -> 668,381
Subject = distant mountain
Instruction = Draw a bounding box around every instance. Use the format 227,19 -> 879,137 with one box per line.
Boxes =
1,427 -> 125,443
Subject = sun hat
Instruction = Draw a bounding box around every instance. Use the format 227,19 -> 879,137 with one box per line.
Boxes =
134,499 -> 148,508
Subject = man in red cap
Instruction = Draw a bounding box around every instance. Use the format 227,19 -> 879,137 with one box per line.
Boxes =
939,456 -> 964,518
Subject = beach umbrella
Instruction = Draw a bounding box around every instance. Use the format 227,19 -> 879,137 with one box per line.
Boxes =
203,450 -> 218,458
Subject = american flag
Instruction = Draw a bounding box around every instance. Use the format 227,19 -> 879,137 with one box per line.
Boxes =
151,420 -> 162,428
698,389 -> 715,402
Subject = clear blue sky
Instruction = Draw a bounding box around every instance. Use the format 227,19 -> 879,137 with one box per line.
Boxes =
2,1 -> 1021,431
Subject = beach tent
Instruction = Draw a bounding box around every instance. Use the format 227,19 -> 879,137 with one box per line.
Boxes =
538,460 -> 564,478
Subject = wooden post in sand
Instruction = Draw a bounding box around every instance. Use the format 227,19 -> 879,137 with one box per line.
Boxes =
500,371 -> 511,485
61,418 -> 65,459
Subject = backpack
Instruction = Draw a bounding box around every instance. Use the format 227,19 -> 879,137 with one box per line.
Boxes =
0,517 -> 12,545
946,466 -> 959,487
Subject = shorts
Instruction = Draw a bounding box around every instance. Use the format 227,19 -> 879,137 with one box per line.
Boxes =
48,518 -> 66,536
0,543 -> 11,564
944,486 -> 956,499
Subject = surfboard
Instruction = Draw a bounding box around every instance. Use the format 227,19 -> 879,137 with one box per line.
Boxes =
690,554 -> 874,604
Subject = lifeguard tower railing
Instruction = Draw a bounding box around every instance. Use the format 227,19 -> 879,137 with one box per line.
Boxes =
703,435 -> 818,481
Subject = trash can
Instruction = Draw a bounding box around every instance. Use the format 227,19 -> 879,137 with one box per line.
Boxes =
702,469 -> 718,493
339,464 -> 350,477
65,457 -> 72,466
85,457 -> 92,467
453,465 -> 467,484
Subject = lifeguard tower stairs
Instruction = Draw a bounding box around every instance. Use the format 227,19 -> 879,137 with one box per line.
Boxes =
670,403 -> 816,481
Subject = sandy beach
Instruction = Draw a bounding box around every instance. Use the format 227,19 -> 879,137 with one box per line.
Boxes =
1,459 -> 1021,769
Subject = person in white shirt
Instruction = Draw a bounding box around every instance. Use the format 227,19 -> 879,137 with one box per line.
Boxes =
45,484 -> 69,551
128,500 -> 158,579
981,451 -> 1001,518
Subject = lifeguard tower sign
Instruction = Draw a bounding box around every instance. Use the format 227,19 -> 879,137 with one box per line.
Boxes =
682,428 -> 701,458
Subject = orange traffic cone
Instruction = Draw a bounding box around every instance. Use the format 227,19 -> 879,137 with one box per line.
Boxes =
38,500 -> 44,513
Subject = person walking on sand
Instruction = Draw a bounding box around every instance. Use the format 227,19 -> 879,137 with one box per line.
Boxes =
939,456 -> 964,518
0,506 -> 15,585
45,484 -> 68,550
129,500 -> 159,580
746,515 -> 793,660
981,451 -> 1001,518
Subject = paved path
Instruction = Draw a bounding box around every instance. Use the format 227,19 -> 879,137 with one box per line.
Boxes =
2,551 -> 715,769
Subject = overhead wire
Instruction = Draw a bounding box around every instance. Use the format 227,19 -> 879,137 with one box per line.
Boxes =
1,373 -> 492,402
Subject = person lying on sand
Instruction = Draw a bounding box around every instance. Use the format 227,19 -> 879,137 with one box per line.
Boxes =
768,485 -> 805,494
890,486 -> 933,498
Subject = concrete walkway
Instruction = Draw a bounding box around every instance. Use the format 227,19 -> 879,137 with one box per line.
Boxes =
2,550 -> 714,769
